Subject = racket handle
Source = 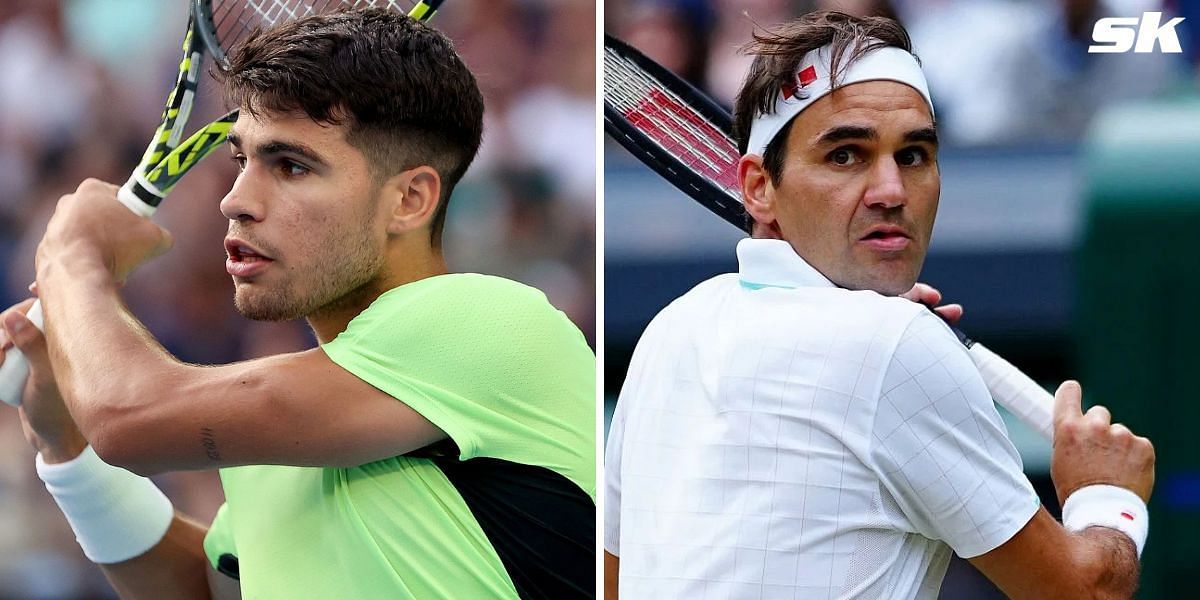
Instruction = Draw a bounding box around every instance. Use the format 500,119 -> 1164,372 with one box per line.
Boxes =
0,300 -> 45,407
0,176 -> 158,406
116,177 -> 162,219
968,341 -> 1055,441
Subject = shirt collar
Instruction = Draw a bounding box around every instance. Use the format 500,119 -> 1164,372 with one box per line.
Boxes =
737,238 -> 836,290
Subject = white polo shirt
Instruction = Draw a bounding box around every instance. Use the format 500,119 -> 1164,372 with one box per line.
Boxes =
605,238 -> 1039,599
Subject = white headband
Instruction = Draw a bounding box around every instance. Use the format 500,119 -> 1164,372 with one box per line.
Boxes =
745,43 -> 934,156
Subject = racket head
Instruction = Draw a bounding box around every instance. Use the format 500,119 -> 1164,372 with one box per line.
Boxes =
603,34 -> 749,232
194,0 -> 444,71
128,0 -> 445,206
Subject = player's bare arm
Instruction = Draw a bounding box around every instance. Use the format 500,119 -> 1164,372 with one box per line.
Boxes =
971,510 -> 1139,600
100,515 -> 217,600
0,301 -> 232,600
970,381 -> 1154,599
603,551 -> 618,600
69,343 -> 447,475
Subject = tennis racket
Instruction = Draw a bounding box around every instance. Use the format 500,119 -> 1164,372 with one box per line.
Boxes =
0,0 -> 445,407
603,34 -> 1055,441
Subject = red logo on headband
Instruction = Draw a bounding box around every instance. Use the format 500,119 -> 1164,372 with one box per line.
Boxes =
782,65 -> 819,100
798,65 -> 817,87
1121,511 -> 1135,521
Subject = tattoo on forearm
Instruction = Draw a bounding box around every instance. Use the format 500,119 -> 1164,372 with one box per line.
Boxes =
200,427 -> 221,461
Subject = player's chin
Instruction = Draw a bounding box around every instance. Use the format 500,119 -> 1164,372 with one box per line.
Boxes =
852,254 -> 922,296
232,287 -> 304,322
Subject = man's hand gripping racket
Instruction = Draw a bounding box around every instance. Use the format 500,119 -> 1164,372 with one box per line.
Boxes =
603,34 -> 1054,440
0,0 -> 444,406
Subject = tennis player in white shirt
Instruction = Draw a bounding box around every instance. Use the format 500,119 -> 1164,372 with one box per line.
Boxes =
604,11 -> 1154,599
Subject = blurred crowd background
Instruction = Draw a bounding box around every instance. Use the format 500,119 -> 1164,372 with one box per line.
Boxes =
605,0 -> 1198,598
0,0 -> 594,597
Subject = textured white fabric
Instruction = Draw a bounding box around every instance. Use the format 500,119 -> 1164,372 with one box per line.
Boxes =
746,44 -> 934,156
36,445 -> 174,564
1062,485 -> 1148,557
605,238 -> 1039,599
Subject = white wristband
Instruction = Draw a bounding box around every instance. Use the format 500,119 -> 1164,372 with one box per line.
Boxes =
1061,484 -> 1148,557
36,445 -> 174,564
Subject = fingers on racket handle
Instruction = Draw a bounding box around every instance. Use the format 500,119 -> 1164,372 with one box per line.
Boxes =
968,342 -> 1055,441
0,300 -> 45,407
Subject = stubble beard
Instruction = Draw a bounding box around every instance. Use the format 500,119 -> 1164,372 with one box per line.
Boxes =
233,251 -> 384,322
232,201 -> 385,322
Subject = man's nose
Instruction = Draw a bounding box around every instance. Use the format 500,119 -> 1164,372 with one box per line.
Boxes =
220,171 -> 266,222
862,158 -> 906,209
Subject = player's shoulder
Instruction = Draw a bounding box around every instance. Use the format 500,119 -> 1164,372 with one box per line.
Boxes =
834,288 -> 927,319
372,273 -> 558,317
450,273 -> 575,328
874,306 -> 982,410
783,289 -> 934,359
642,273 -> 741,331
749,283 -> 928,345
847,293 -> 964,360
335,273 -> 590,368
645,274 -> 931,341
394,272 -> 542,297
887,306 -> 970,364
339,273 -> 583,346
656,273 -> 741,314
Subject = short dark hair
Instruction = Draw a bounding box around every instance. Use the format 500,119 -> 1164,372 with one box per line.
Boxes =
221,8 -> 485,246
733,12 -> 914,184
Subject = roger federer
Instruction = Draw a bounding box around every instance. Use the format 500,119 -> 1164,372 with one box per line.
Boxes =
605,11 -> 1154,599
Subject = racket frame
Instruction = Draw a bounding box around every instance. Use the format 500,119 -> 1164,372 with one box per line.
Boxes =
125,0 -> 447,213
603,35 -> 747,231
193,0 -> 228,70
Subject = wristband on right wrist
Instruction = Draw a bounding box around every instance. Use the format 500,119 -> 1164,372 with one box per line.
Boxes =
1061,484 -> 1148,558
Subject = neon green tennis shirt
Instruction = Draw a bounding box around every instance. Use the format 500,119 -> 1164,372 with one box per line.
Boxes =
203,274 -> 595,599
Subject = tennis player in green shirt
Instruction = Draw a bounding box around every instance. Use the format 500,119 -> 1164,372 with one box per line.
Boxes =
0,9 -> 594,600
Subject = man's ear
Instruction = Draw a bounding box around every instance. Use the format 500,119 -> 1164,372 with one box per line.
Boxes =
738,154 -> 780,237
382,166 -> 442,235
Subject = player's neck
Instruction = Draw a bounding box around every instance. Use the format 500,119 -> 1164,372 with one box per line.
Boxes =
306,243 -> 448,344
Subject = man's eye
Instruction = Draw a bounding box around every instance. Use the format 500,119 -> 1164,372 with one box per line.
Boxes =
896,147 -> 929,166
281,160 -> 309,177
829,148 -> 858,165
230,155 -> 246,171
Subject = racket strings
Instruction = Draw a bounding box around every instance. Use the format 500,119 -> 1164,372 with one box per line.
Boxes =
245,0 -> 312,26
210,0 -> 418,59
604,48 -> 741,196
